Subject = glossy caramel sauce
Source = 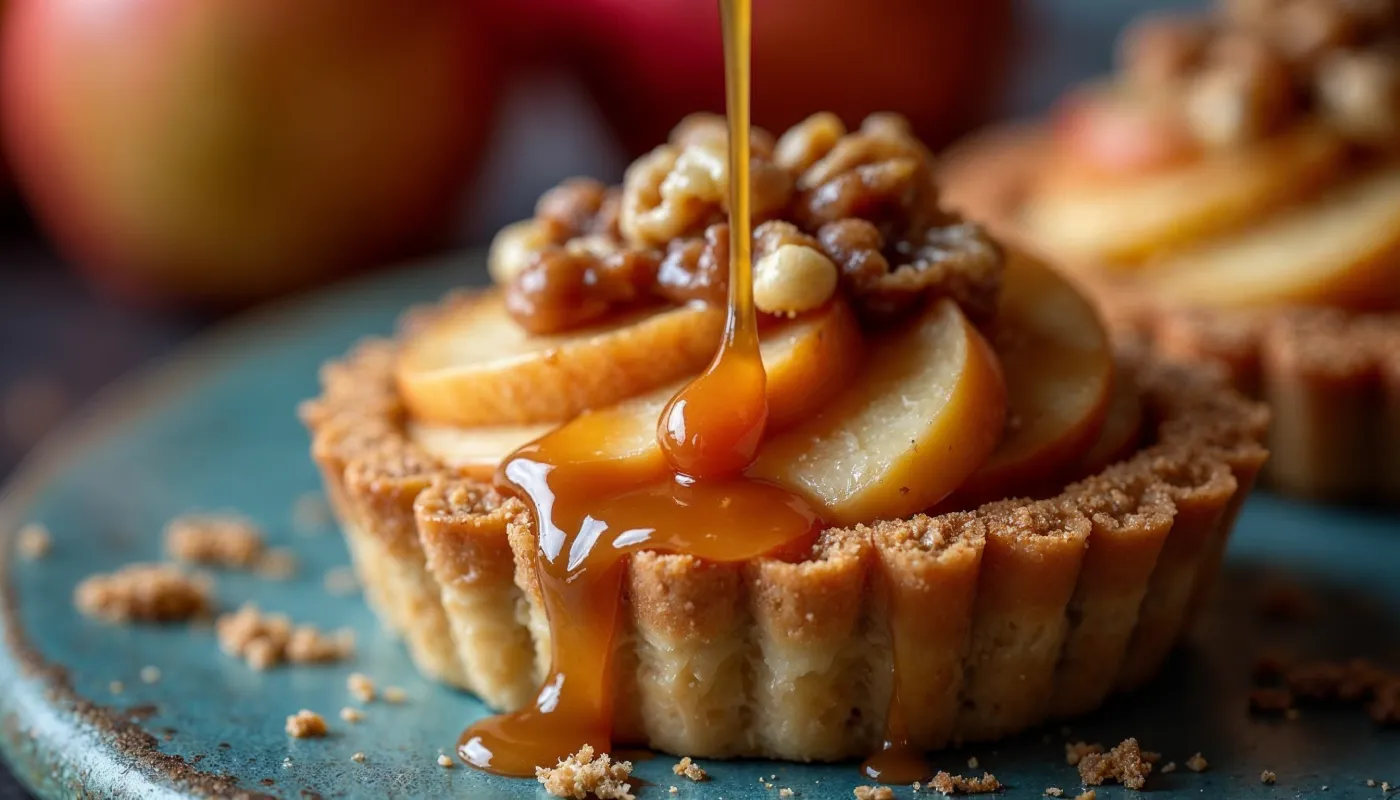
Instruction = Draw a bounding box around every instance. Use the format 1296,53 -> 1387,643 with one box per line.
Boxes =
459,0 -> 825,778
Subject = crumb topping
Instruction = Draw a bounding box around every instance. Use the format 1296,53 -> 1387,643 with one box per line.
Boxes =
215,604 -> 353,669
535,745 -> 634,800
74,563 -> 212,623
930,771 -> 1001,795
347,673 -> 376,703
1261,770 -> 1277,784
1045,790 -> 1063,798
17,523 -> 51,560
1074,792 -> 1096,800
284,710 -> 327,738
164,513 -> 265,568
672,757 -> 707,782
1078,738 -> 1153,790
1186,752 -> 1209,772
853,787 -> 893,800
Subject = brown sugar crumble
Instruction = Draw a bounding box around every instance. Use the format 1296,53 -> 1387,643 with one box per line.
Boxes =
284,709 -> 327,738
1064,741 -> 1104,767
853,787 -> 893,800
672,756 -> 707,781
347,672 -> 375,702
74,563 -> 212,623
929,771 -> 1001,795
215,603 -> 354,669
1078,737 -> 1152,790
339,707 -> 364,724
1261,770 -> 1277,784
535,745 -> 634,800
164,512 -> 265,568
16,523 -> 52,560
1186,752 -> 1209,772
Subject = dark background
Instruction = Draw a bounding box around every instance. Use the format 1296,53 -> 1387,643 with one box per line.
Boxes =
0,0 -> 1193,796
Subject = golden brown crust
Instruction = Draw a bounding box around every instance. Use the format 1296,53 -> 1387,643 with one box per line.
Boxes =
304,290 -> 1267,759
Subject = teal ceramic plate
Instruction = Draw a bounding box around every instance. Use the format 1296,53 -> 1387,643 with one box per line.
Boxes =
1,254 -> 1397,799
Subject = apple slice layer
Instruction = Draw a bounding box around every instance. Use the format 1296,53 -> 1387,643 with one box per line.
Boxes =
944,253 -> 1113,508
396,292 -> 726,427
1148,166 -> 1400,310
749,298 -> 1007,526
409,299 -> 864,478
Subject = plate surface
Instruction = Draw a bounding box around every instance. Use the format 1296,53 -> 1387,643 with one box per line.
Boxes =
1,254 -> 1398,799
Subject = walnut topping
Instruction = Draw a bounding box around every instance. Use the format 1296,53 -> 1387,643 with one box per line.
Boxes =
284,710 -> 327,738
215,603 -> 354,670
74,563 -> 212,623
535,745 -> 634,800
1064,741 -> 1105,767
504,243 -> 660,334
1317,48 -> 1400,140
1185,33 -> 1296,146
1078,738 -> 1153,790
164,512 -> 265,569
752,222 -> 839,316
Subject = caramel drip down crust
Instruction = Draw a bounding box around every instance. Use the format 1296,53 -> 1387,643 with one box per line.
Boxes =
301,292 -> 1268,760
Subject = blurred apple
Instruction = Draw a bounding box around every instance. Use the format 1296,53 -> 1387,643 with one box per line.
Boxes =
2,0 -> 500,306
571,0 -> 1016,158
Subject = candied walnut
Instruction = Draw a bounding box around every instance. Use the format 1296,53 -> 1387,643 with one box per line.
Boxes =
536,745 -> 634,800
1317,48 -> 1400,142
774,112 -> 847,175
656,223 -> 729,305
669,112 -> 776,158
489,219 -> 566,287
1185,33 -> 1296,146
164,512 -> 265,569
505,245 -> 660,334
1119,14 -> 1213,89
620,141 -> 790,249
1079,738 -> 1152,789
752,220 -> 838,316
74,563 -> 212,623
792,115 -> 943,238
817,219 -> 1003,325
535,178 -> 622,241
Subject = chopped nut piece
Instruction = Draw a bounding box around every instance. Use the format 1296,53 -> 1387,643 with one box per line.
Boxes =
753,243 -> 838,316
774,112 -> 847,175
1186,752 -> 1209,772
284,710 -> 327,738
215,604 -> 352,669
351,752 -> 366,763
853,787 -> 893,800
74,563 -> 212,623
339,707 -> 363,724
535,745 -> 634,800
929,771 -> 1001,794
383,686 -> 407,704
1261,770 -> 1277,784
672,757 -> 707,782
164,513 -> 265,568
347,673 -> 375,703
437,754 -> 454,768
17,523 -> 52,560
1065,741 -> 1104,767
1079,738 -> 1153,790
140,666 -> 161,684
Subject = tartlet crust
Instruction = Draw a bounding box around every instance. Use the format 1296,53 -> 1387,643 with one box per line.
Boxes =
302,290 -> 1267,762
942,126 -> 1400,504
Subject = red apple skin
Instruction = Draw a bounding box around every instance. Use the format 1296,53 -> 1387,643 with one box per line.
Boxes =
2,0 -> 500,306
573,0 -> 1016,158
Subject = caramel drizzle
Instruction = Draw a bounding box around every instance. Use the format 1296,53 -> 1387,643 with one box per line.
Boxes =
459,0 -> 824,779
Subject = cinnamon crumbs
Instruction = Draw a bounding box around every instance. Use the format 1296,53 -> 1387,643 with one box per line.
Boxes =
929,770 -> 1002,794
1078,737 -> 1153,790
74,563 -> 212,623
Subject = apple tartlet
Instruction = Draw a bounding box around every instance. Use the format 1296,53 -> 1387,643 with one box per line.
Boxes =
942,0 -> 1400,504
302,113 -> 1267,765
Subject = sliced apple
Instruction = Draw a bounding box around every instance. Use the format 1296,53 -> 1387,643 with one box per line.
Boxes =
1024,122 -> 1345,265
943,253 -> 1113,508
1048,83 -> 1202,177
409,300 -> 865,476
748,298 -> 1007,526
1073,364 -> 1144,478
396,292 -> 726,426
1147,166 -> 1400,310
